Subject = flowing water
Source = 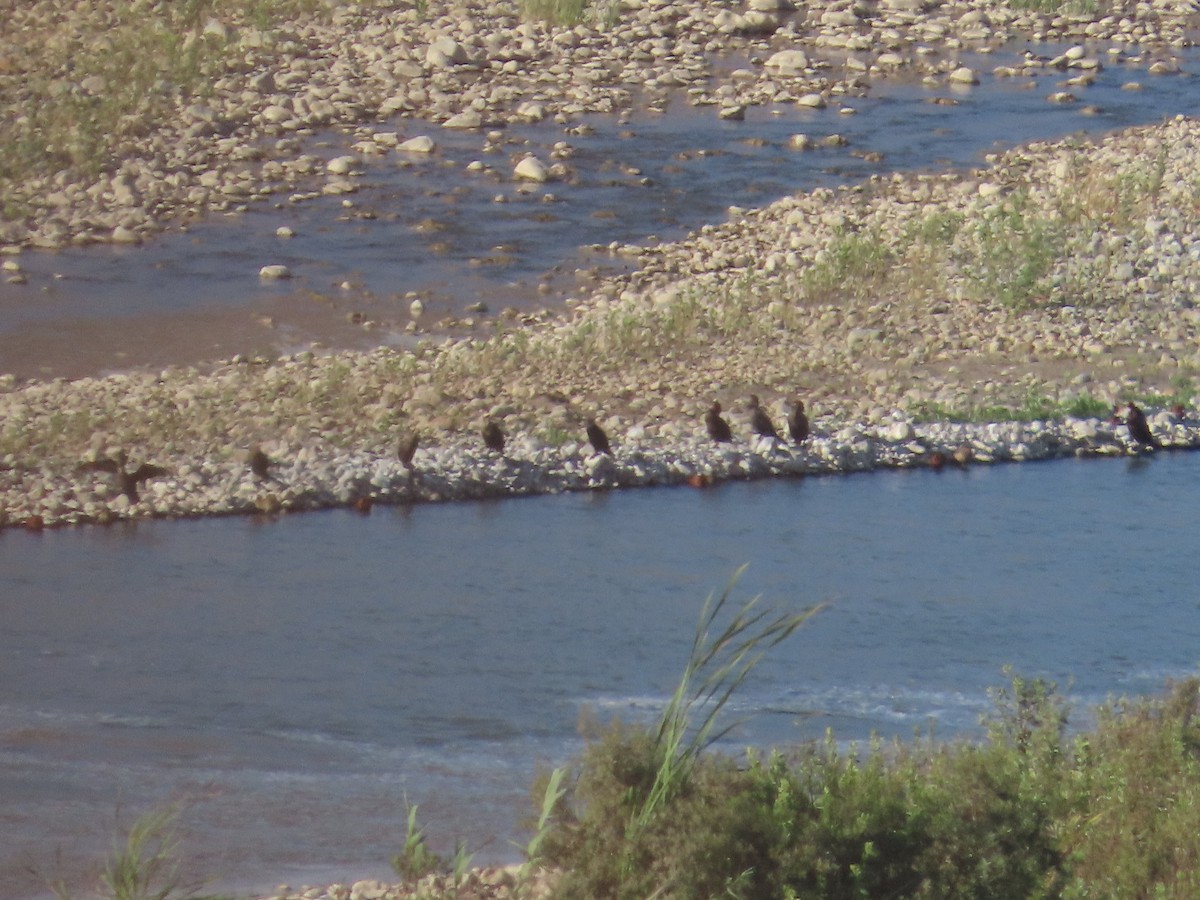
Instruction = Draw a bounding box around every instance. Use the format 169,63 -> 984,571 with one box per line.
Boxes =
4,40 -> 1200,899
4,452 -> 1200,897
1,47 -> 1198,378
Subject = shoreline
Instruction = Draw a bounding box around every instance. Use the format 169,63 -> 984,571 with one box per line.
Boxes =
7,111 -> 1200,529
2,400 -> 1195,532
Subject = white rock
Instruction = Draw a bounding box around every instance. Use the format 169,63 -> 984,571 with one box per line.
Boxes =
514,156 -> 549,182
442,110 -> 483,129
259,264 -> 291,280
426,36 -> 468,67
398,135 -> 435,153
949,66 -> 979,84
326,155 -> 358,175
764,49 -> 809,75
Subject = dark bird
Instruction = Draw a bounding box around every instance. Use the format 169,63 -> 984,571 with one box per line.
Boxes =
1126,402 -> 1160,449
705,401 -> 732,443
788,399 -> 811,443
482,419 -> 506,454
397,432 -> 420,470
585,418 -> 611,455
747,395 -> 779,440
248,445 -> 274,481
79,450 -> 170,504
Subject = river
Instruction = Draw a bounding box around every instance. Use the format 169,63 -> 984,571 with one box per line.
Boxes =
3,452 -> 1199,897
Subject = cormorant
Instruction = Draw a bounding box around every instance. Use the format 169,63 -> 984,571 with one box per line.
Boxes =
586,418 -> 611,455
249,446 -> 273,481
79,450 -> 170,504
705,401 -> 732,443
482,419 -> 506,453
398,432 -> 420,470
747,395 -> 779,440
788,399 -> 811,443
1126,402 -> 1160,449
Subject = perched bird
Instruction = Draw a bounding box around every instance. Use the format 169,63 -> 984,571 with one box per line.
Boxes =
705,401 -> 732,443
747,395 -> 779,440
397,432 -> 420,470
585,418 -> 611,455
788,399 -> 811,444
482,419 -> 506,454
1126,402 -> 1160,449
79,450 -> 169,503
248,445 -> 274,481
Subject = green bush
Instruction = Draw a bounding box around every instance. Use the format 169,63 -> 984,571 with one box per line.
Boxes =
542,674 -> 1200,899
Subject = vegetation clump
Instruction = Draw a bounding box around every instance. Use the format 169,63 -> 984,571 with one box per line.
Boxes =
538,671 -> 1200,899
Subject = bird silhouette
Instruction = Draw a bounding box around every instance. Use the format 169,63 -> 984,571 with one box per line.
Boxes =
398,432 -> 420,470
747,395 -> 779,440
482,419 -> 506,453
1126,402 -> 1160,449
248,445 -> 274,481
79,450 -> 170,503
586,418 -> 611,455
705,401 -> 732,443
788,399 -> 810,443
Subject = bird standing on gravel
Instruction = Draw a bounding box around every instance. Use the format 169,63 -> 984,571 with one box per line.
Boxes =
747,394 -> 779,440
1126,402 -> 1160,449
482,419 -> 506,454
79,450 -> 170,504
249,445 -> 274,481
706,401 -> 733,443
398,432 -> 420,470
586,418 -> 611,455
788,399 -> 811,444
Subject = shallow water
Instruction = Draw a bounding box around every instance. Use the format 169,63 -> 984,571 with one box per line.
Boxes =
3,452 -> 1199,897
1,47 -> 1197,378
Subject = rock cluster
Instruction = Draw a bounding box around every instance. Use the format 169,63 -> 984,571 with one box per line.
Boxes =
1,0 -> 1198,249
6,107 -> 1200,527
258,866 -> 558,900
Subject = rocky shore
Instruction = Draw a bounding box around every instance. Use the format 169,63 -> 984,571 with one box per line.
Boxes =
6,105 -> 1200,530
1,0 -> 1198,249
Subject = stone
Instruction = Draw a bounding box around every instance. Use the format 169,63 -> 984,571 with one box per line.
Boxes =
948,66 -> 979,84
442,110 -> 483,129
514,156 -> 550,182
326,155 -> 358,175
398,136 -> 435,153
426,36 -> 469,66
259,264 -> 292,280
764,49 -> 809,75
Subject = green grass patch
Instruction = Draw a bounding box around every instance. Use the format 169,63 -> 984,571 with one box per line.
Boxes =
0,0 -> 330,191
909,388 -> 1111,424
